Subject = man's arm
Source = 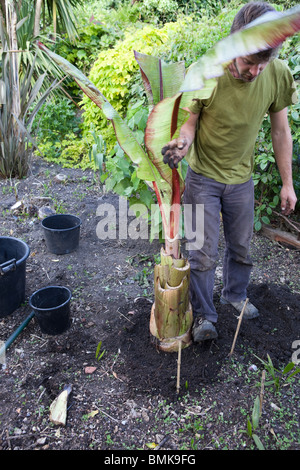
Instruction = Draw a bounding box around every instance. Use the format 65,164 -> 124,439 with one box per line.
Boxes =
270,107 -> 297,215
161,111 -> 199,169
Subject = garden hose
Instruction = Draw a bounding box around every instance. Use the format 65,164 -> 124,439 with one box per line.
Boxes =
0,311 -> 35,359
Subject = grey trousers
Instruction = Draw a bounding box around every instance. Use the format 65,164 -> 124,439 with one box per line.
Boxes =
183,167 -> 254,323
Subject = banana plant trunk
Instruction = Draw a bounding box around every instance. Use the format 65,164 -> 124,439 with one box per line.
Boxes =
150,246 -> 193,352
150,176 -> 193,353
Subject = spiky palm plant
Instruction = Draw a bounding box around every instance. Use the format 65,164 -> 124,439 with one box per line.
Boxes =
0,51 -> 58,178
38,6 -> 300,351
0,1 -> 58,178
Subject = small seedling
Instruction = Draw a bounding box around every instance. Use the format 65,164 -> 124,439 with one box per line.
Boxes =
240,396 -> 264,450
254,354 -> 300,392
95,341 -> 106,361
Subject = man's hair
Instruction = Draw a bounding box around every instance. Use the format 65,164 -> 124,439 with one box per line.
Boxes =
231,2 -> 279,61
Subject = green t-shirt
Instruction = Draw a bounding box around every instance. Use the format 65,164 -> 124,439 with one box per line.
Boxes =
186,58 -> 297,184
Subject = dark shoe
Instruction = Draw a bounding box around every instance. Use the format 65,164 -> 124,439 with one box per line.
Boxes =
192,317 -> 218,342
220,296 -> 259,319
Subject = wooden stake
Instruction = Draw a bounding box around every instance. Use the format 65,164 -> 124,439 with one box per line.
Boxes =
229,298 -> 248,357
176,340 -> 182,394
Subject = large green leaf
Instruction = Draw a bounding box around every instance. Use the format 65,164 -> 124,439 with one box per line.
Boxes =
134,51 -> 185,106
37,42 -> 169,190
38,44 -> 143,160
135,51 -> 188,196
180,6 -> 300,92
144,75 -> 218,189
145,93 -> 186,193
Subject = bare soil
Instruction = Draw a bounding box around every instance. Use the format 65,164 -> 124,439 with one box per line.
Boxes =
0,157 -> 299,452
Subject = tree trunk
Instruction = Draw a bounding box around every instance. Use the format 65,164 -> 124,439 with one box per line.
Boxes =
53,0 -> 57,41
34,0 -> 43,37
0,0 -> 6,21
6,0 -> 20,119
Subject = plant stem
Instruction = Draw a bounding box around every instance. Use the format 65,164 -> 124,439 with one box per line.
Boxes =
152,180 -> 168,235
170,169 -> 181,238
153,177 -> 181,259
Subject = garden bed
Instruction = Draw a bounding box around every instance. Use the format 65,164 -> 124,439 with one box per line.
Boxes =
0,157 -> 299,451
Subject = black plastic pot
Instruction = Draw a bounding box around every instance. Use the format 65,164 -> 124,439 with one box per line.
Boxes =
41,214 -> 81,255
0,237 -> 30,318
29,286 -> 71,335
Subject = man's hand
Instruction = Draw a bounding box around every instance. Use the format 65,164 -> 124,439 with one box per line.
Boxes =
270,109 -> 296,216
280,185 -> 297,215
161,137 -> 188,169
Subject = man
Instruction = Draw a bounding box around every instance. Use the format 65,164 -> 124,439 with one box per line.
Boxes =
161,2 -> 297,342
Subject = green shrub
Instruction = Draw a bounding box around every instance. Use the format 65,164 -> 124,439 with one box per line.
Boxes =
158,9 -> 238,67
53,21 -> 123,98
33,97 -> 82,143
136,0 -> 179,24
33,97 -> 88,166
177,0 -> 228,16
58,134 -> 93,169
104,144 -> 157,215
80,24 -> 169,151
55,22 -> 122,73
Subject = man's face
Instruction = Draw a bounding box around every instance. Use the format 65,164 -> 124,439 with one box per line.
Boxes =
231,54 -> 269,82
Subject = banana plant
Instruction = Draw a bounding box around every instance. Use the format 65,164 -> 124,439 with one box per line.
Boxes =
38,5 -> 300,352
134,51 -> 212,352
